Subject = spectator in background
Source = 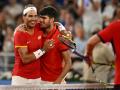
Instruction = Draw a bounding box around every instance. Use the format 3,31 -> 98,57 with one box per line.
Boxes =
0,1 -> 8,8
102,0 -> 119,27
73,22 -> 87,57
3,25 -> 14,72
0,8 -> 6,52
3,25 -> 14,52
4,0 -> 23,25
64,0 -> 80,20
101,0 -> 110,12
43,0 -> 55,6
83,25 -> 115,83
79,0 -> 102,38
0,30 -> 4,52
59,7 -> 67,25
112,5 -> 120,21
15,14 -> 23,26
4,0 -> 23,19
64,10 -> 75,34
30,0 -> 44,12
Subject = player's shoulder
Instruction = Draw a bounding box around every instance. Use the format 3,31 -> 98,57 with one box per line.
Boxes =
15,24 -> 26,32
14,24 -> 26,36
54,28 -> 62,42
115,20 -> 120,23
111,20 -> 120,26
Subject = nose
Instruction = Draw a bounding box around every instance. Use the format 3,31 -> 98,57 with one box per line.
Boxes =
31,16 -> 37,21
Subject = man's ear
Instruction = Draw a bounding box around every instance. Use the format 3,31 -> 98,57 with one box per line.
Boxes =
50,17 -> 54,23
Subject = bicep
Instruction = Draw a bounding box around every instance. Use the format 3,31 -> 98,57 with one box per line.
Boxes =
18,47 -> 28,56
18,47 -> 28,59
61,50 -> 71,62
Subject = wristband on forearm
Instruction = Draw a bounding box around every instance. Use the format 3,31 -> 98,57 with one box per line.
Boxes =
33,49 -> 45,59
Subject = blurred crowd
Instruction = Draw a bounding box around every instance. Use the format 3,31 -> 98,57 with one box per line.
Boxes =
0,0 -> 119,83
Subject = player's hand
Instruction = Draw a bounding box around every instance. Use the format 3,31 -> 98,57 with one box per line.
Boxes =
84,53 -> 93,67
16,24 -> 27,32
85,56 -> 92,67
54,22 -> 72,39
60,30 -> 72,40
43,39 -> 54,52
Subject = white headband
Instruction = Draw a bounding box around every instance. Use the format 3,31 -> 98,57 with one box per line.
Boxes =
23,7 -> 37,15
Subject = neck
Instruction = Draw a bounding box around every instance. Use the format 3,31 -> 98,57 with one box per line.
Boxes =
44,24 -> 54,34
24,24 -> 34,35
27,28 -> 34,32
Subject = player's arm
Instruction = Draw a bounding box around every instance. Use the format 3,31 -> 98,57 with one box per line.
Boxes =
85,21 -> 116,65
53,50 -> 72,84
84,34 -> 101,66
18,47 -> 37,64
18,40 -> 54,64
85,34 -> 101,58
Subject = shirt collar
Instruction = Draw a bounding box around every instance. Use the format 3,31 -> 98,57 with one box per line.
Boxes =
43,25 -> 57,39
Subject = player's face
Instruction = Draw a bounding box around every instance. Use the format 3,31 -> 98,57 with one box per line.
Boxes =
23,10 -> 37,28
39,15 -> 52,29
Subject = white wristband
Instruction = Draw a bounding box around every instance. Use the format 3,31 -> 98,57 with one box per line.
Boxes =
33,49 -> 45,59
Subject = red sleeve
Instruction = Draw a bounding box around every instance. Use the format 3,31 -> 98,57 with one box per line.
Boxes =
14,31 -> 27,48
98,21 -> 118,42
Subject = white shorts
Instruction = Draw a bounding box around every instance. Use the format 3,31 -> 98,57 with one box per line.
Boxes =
40,80 -> 66,90
11,76 -> 41,85
40,80 -> 66,84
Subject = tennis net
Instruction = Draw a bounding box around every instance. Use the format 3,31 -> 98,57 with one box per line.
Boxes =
0,83 -> 114,90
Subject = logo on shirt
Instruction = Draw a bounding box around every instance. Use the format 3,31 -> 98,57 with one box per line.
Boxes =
27,41 -> 31,44
38,36 -> 41,40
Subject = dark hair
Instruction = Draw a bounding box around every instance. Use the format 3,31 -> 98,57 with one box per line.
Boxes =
6,24 -> 15,31
0,6 -> 4,14
39,5 -> 58,19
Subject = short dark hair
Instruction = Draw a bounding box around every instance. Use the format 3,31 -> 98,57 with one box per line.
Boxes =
39,5 -> 58,19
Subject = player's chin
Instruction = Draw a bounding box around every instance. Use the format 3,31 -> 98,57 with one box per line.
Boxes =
40,25 -> 47,29
29,23 -> 36,27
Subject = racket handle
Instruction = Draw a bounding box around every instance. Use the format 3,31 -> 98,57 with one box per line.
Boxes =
73,51 -> 88,60
73,51 -> 92,66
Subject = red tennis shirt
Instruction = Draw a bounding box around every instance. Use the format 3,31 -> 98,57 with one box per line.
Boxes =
40,26 -> 69,82
98,20 -> 120,84
13,24 -> 43,79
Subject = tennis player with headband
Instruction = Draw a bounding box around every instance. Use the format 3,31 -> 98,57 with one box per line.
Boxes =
12,4 -> 57,85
